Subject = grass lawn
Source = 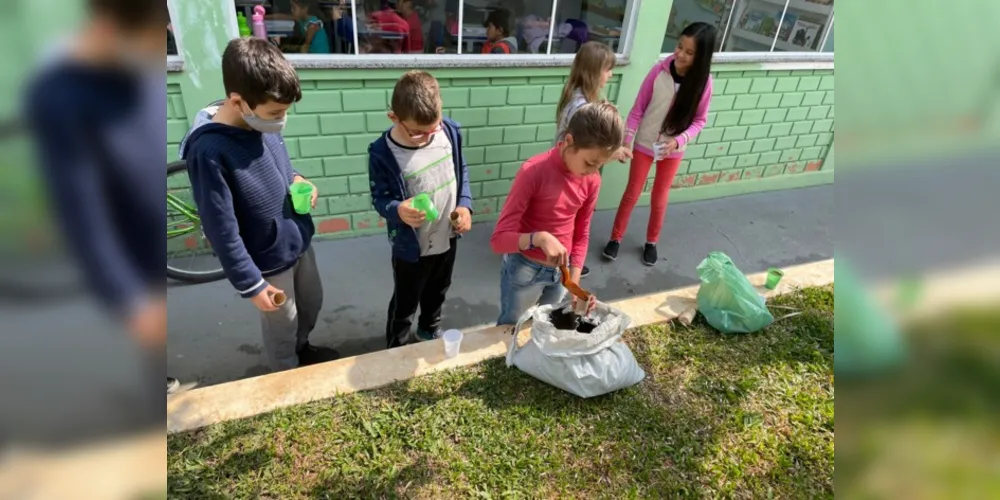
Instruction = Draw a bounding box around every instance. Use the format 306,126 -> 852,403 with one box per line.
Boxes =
168,286 -> 834,499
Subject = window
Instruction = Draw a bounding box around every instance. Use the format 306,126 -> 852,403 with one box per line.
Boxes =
662,0 -> 833,54
232,0 -> 632,56
168,5 -> 179,56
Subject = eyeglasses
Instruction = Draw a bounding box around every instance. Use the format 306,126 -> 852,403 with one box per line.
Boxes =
398,120 -> 442,141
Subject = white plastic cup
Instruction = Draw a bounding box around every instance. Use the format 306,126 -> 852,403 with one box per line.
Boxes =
442,329 -> 463,358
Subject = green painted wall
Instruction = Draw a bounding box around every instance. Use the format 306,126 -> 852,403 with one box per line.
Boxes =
165,0 -> 834,245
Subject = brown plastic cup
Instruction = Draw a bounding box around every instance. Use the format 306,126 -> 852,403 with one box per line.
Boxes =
271,291 -> 287,306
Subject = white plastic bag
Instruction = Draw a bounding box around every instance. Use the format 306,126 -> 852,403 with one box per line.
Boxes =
505,302 -> 646,398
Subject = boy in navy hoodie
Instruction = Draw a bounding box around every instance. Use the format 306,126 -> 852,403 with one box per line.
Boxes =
180,38 -> 337,371
369,71 -> 473,348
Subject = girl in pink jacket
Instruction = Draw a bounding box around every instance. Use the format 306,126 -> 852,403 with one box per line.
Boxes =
603,22 -> 717,266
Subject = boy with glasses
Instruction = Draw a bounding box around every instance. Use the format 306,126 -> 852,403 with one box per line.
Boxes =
368,71 -> 474,348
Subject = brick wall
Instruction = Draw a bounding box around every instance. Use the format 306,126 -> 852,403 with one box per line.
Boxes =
659,68 -> 834,191
165,67 -> 833,250
286,75 -> 621,240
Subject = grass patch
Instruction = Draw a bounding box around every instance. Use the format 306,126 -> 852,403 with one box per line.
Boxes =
168,286 -> 834,499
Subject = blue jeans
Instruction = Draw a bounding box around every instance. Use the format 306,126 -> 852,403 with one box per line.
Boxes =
496,253 -> 567,326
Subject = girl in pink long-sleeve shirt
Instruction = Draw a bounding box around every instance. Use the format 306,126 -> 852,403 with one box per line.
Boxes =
604,22 -> 717,267
491,102 -> 624,326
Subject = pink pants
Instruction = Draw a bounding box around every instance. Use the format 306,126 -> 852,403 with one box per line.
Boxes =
611,151 -> 682,244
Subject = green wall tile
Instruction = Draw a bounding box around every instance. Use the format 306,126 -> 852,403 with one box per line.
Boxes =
750,78 -> 776,93
785,107 -> 809,121
504,125 -> 537,144
781,149 -> 803,162
536,124 -> 556,142
724,78 -> 752,94
464,147 -> 485,164
684,144 -> 707,158
792,121 -> 814,135
325,155 -> 368,176
348,174 -> 369,194
300,136 -> 346,157
796,134 -> 819,148
519,142 -> 550,160
471,87 -> 508,107
469,164 -> 500,182
737,153 -> 760,167
763,108 -> 788,123
774,136 -> 797,150
728,140 -> 753,155
809,106 -> 831,120
739,110 -> 765,125
489,107 -> 525,126
746,124 -> 771,139
764,164 -> 786,177
801,146 -> 824,160
482,179 -> 513,196
342,90 -> 387,111
823,90 -> 834,105
802,91 -> 825,106
440,88 -> 469,108
507,86 -> 544,105
742,166 -> 765,178
753,138 -> 777,153
705,143 -> 730,158
542,85 -> 563,104
485,145 -> 520,163
697,128 -> 724,144
774,77 -> 800,92
723,126 -> 748,141
312,176 -> 349,196
450,108 -> 489,127
345,134 -> 377,155
819,76 -> 835,91
769,122 -> 793,137
328,194 -> 371,215
291,158 -> 324,177
712,156 -> 737,171
734,94 -> 760,110
715,111 -> 741,127
524,105 -> 557,124
711,95 -> 735,111
297,91 -> 343,113
780,93 -> 805,108
757,93 -> 782,108
320,113 -> 367,134
688,158 -> 714,173
797,76 -> 821,92
284,115 -> 320,136
758,151 -> 781,164
365,112 -> 392,132
469,128 -> 504,146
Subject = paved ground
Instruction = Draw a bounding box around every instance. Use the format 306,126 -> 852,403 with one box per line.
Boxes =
166,185 -> 833,386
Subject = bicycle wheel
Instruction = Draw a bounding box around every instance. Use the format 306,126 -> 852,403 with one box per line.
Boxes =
166,161 -> 226,284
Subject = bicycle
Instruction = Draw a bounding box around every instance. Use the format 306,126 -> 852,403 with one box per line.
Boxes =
166,160 -> 225,283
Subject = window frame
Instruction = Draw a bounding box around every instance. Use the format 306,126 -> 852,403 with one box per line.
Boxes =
662,0 -> 834,64
167,0 -> 185,71
228,0 -> 640,68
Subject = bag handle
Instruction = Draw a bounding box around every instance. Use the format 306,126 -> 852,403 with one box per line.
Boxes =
505,306 -> 537,367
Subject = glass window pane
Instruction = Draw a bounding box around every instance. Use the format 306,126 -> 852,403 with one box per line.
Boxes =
357,0 -> 459,54
551,0 -> 628,54
167,6 -> 178,56
461,0 -> 556,54
821,18 -> 833,52
770,0 -> 834,52
662,0 -> 734,54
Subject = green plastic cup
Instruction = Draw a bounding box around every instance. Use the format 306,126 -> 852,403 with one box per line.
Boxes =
765,268 -> 784,290
411,193 -> 439,222
289,182 -> 314,214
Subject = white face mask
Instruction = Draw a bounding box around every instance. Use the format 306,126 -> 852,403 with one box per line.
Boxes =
241,103 -> 286,133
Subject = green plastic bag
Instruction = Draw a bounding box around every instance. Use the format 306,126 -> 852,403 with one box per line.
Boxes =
696,252 -> 774,333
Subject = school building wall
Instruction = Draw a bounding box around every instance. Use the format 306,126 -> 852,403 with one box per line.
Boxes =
165,0 -> 834,247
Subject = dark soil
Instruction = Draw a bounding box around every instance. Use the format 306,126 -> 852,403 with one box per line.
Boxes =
549,308 -> 599,333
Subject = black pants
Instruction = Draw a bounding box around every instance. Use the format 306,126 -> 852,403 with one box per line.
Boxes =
386,239 -> 457,348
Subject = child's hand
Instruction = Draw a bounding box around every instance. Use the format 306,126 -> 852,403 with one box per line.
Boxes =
615,146 -> 633,163
398,198 -> 427,228
293,175 -> 319,208
451,206 -> 472,233
572,293 -> 598,315
662,139 -> 679,156
534,232 -> 568,267
251,284 -> 285,312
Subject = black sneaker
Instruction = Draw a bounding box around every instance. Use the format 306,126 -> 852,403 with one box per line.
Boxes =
641,243 -> 658,266
167,377 -> 180,394
580,266 -> 590,278
297,343 -> 341,366
602,240 -> 620,260
415,327 -> 441,342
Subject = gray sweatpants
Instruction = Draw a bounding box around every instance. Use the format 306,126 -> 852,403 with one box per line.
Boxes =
260,247 -> 323,371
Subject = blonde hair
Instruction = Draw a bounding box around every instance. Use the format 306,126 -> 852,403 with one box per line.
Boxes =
565,101 -> 624,152
391,70 -> 442,124
556,42 -> 616,122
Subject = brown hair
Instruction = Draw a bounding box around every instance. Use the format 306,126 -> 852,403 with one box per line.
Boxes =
391,70 -> 442,124
222,38 -> 302,108
565,101 -> 624,152
556,42 -> 616,122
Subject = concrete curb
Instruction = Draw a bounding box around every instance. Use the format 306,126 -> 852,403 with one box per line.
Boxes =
168,259 -> 835,434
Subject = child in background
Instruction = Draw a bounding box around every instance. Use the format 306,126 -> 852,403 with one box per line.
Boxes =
482,8 -> 517,54
368,71 -> 474,348
368,0 -> 410,53
603,22 -> 716,267
179,38 -> 338,371
491,102 -> 624,325
551,41 -> 620,279
397,0 -> 424,53
290,0 -> 331,53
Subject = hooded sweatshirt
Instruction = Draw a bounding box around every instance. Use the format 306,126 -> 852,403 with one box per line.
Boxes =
624,55 -> 713,160
179,103 -> 313,298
